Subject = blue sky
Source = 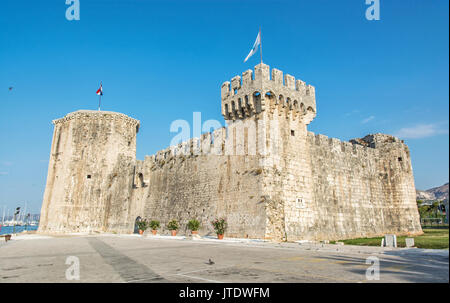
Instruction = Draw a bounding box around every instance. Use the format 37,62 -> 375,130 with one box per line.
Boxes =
0,0 -> 448,214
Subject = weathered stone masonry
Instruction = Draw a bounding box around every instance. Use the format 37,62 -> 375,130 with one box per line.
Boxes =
38,63 -> 422,241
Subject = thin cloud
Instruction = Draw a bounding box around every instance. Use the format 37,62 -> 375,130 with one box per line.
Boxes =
344,109 -> 360,117
361,116 -> 375,124
394,123 -> 448,139
2,161 -> 13,166
0,172 -> 8,175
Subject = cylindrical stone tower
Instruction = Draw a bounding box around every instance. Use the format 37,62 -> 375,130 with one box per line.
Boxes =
38,110 -> 140,233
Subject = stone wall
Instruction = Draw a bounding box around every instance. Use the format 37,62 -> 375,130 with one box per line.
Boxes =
131,126 -> 267,238
38,64 -> 423,242
38,110 -> 140,233
266,127 -> 423,241
305,133 -> 422,240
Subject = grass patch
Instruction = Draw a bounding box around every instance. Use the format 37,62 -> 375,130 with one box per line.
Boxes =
338,229 -> 449,249
421,224 -> 449,229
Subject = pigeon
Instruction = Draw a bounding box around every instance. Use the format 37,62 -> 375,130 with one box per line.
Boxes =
8,87 -> 13,91
207,258 -> 215,265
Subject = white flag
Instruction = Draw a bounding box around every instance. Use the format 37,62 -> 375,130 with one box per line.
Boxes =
244,31 -> 261,62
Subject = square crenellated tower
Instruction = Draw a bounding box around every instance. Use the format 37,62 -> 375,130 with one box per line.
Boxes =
221,63 -> 317,125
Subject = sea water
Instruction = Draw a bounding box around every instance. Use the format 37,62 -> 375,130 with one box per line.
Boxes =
0,225 -> 39,235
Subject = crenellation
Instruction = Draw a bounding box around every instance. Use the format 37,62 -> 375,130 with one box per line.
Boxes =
242,69 -> 253,85
221,81 -> 231,100
186,138 -> 194,155
254,63 -> 270,82
231,75 -> 241,92
328,138 -> 341,151
315,134 -> 328,146
163,147 -> 171,159
181,141 -> 190,156
341,141 -> 353,152
52,110 -> 140,132
284,74 -> 295,89
200,132 -> 211,155
272,68 -> 283,85
353,143 -> 365,155
192,137 -> 202,155
141,126 -> 230,165
296,80 -> 306,93
306,85 -> 315,97
212,127 -> 226,154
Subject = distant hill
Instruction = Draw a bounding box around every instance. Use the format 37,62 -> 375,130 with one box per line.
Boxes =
427,183 -> 449,200
416,183 -> 449,201
416,189 -> 436,201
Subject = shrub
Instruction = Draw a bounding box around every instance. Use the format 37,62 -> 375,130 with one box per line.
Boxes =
167,219 -> 179,231
149,220 -> 160,230
187,219 -> 200,231
211,218 -> 227,235
136,219 -> 149,231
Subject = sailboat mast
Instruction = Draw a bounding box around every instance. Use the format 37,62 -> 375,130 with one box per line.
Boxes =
23,202 -> 27,224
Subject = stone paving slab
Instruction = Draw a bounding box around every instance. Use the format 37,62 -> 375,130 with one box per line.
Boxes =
0,234 -> 447,283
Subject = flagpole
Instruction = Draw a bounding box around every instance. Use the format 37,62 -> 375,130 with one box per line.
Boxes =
98,81 -> 102,111
259,27 -> 263,64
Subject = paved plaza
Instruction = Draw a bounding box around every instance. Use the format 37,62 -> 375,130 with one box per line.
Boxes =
0,234 -> 448,283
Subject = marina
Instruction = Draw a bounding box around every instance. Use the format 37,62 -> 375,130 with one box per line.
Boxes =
0,204 -> 40,235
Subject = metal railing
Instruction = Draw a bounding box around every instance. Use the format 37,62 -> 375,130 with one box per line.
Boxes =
420,217 -> 449,228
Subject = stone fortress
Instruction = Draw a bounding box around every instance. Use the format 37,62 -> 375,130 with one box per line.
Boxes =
38,63 -> 423,241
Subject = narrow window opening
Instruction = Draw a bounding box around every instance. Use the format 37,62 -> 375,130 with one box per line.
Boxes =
398,157 -> 403,162
87,175 -> 91,179
291,130 -> 295,136
138,173 -> 145,187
